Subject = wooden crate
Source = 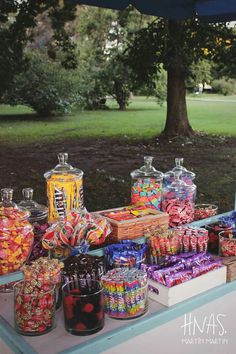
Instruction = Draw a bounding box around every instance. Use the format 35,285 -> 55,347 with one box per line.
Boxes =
212,255 -> 236,282
96,205 -> 169,242
148,266 -> 227,307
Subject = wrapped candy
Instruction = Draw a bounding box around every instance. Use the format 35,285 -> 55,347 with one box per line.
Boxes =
102,268 -> 148,319
42,209 -> 111,253
146,225 -> 208,264
0,188 -> 34,277
144,252 -> 223,287
62,254 -> 105,284
105,240 -> 147,270
219,229 -> 236,256
14,281 -> 56,336
165,270 -> 192,287
194,204 -> 218,221
161,171 -> 196,227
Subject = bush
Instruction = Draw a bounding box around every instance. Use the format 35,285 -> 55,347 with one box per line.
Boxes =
211,78 -> 235,96
4,54 -> 80,116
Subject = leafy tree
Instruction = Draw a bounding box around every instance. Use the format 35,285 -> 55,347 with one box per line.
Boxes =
4,53 -> 80,116
0,0 -> 77,100
71,5 -> 153,110
187,59 -> 213,91
126,18 -> 236,137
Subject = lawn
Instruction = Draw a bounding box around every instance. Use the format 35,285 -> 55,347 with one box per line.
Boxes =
0,95 -> 235,144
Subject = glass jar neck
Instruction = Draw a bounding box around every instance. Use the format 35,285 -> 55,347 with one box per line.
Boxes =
1,188 -> 17,208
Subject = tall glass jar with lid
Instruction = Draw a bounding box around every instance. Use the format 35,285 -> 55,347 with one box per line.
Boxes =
162,171 -> 196,227
164,158 -> 195,187
0,188 -> 34,289
130,156 -> 164,210
44,153 -> 84,224
19,188 -> 48,261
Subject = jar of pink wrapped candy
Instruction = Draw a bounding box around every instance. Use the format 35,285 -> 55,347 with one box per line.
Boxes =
161,171 -> 196,227
130,156 -> 164,210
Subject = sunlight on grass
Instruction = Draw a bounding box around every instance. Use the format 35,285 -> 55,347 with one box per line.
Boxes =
0,95 -> 235,145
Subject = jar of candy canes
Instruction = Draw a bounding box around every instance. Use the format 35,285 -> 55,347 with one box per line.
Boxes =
19,188 -> 48,261
0,188 -> 34,277
131,156 -> 163,210
44,153 -> 84,224
162,171 -> 196,227
164,158 -> 195,187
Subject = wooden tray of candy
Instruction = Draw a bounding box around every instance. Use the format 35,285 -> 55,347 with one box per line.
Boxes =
96,205 -> 169,242
212,255 -> 236,282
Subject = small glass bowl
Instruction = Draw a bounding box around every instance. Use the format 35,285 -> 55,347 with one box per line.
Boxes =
219,229 -> 236,257
194,204 -> 218,221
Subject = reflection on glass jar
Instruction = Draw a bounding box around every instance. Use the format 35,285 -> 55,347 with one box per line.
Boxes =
14,281 -> 56,336
62,279 -> 104,336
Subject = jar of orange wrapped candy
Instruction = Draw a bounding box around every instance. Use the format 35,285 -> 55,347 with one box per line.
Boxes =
0,188 -> 34,276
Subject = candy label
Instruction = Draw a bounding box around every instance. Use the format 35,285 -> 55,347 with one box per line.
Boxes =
47,174 -> 83,224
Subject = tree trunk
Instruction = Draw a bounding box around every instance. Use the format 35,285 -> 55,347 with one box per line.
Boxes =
161,20 -> 194,138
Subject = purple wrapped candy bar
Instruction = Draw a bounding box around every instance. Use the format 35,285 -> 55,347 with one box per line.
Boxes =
165,270 -> 192,287
183,252 -> 211,269
192,261 -> 222,278
152,263 -> 184,285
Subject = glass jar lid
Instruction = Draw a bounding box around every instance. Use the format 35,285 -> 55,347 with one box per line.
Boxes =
165,158 -> 195,180
18,188 -> 48,221
130,156 -> 163,180
44,153 -> 83,179
0,188 -> 30,224
166,170 -> 196,192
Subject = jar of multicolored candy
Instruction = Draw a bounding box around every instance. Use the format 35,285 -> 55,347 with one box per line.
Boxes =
162,171 -> 196,227
102,268 -> 148,319
44,153 -> 84,224
0,188 -> 34,277
164,158 -> 195,187
19,188 -> 48,261
131,156 -> 163,210
14,281 -> 56,336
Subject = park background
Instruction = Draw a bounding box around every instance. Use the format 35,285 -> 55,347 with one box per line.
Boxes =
0,3 -> 235,212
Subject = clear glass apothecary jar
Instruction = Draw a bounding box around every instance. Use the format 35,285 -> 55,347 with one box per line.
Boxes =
44,153 -> 84,224
0,188 -> 34,276
164,158 -> 195,187
130,156 -> 164,210
19,188 -> 48,261
162,171 -> 197,227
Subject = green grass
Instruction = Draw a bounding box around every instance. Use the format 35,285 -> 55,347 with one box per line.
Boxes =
0,95 -> 235,145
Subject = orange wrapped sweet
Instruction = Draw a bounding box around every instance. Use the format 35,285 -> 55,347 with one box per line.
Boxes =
0,189 -> 34,275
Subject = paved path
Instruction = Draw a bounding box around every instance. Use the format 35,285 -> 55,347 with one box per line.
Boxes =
187,97 -> 236,103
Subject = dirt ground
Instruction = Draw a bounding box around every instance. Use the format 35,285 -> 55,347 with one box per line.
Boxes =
0,134 -> 235,213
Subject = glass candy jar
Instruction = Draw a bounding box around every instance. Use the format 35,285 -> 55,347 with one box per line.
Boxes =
14,281 -> 56,336
19,188 -> 48,261
0,188 -> 34,276
164,158 -> 195,187
131,156 -> 163,210
162,171 -> 196,227
44,153 -> 84,224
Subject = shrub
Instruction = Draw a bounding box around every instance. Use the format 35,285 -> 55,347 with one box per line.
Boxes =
211,78 -> 235,96
4,54 -> 79,116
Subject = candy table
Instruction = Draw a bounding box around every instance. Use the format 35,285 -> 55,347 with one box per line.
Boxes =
0,211 -> 236,354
